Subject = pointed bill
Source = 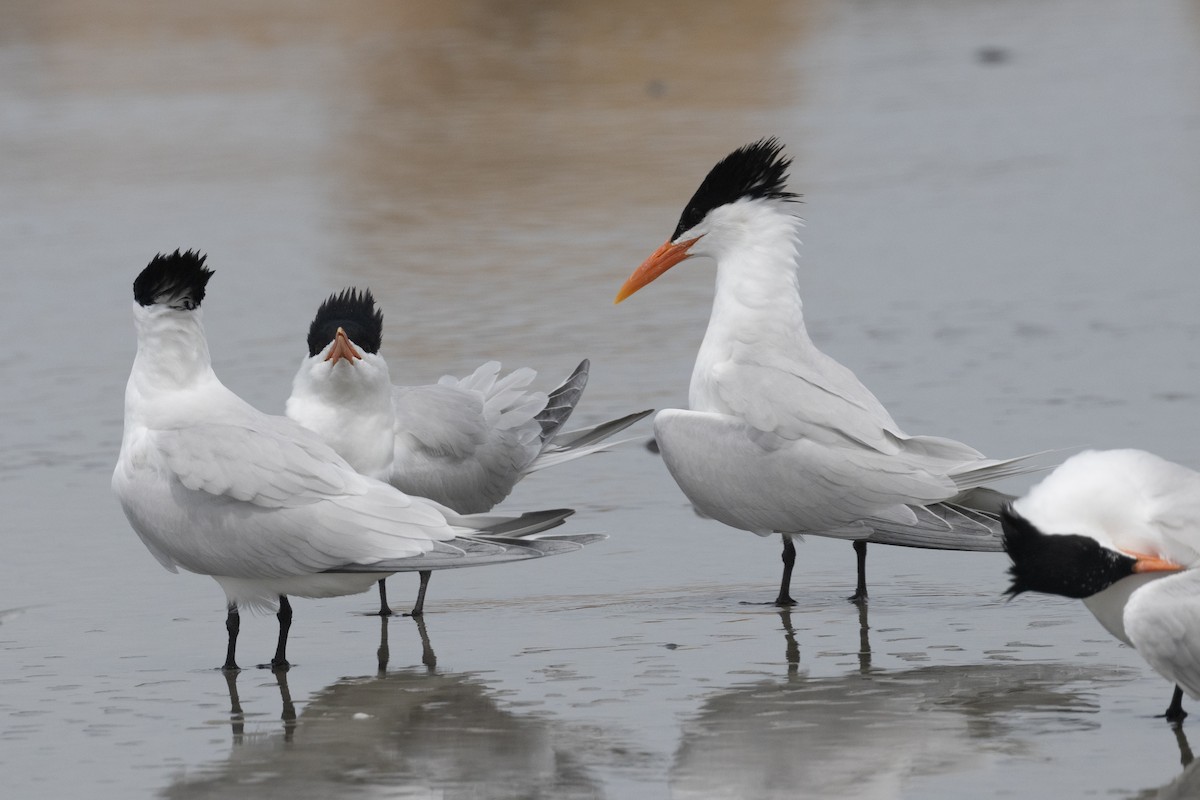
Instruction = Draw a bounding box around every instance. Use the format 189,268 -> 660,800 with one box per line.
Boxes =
614,236 -> 702,304
1126,550 -> 1186,574
325,327 -> 363,366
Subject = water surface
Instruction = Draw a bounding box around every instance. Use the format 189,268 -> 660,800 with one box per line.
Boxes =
4,1 -> 1200,797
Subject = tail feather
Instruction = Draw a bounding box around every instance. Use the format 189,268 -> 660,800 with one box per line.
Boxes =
444,508 -> 575,537
852,501 -> 1007,551
535,359 -> 590,443
948,451 -> 1056,491
323,528 -> 604,573
526,409 -> 654,474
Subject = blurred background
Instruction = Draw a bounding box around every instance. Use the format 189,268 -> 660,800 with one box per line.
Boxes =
4,1 -> 1200,797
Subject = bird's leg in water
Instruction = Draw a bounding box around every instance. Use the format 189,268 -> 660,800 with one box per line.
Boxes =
267,595 -> 292,671
222,604 -> 240,672
415,614 -> 438,673
778,607 -> 800,676
223,669 -> 244,743
775,534 -> 797,606
376,615 -> 390,675
849,540 -> 869,603
856,598 -> 872,673
275,667 -> 297,741
377,579 -> 394,617
407,570 -> 432,617
1164,684 -> 1189,724
1174,720 -> 1194,767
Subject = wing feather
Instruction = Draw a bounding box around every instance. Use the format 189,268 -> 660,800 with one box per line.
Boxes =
390,363 -> 550,512
654,409 -> 960,535
1126,571 -> 1200,699
156,416 -> 365,508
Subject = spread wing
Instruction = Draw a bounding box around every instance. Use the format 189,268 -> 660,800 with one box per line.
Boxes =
390,362 -> 548,512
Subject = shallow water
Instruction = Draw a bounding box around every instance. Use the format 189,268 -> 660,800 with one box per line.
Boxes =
4,0 -> 1200,797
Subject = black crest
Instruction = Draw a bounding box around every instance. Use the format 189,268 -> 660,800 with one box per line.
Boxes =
307,288 -> 384,357
1001,505 -> 1136,600
133,250 -> 213,309
671,137 -> 800,241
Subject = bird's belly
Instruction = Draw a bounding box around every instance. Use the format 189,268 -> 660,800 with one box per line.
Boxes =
213,573 -> 385,611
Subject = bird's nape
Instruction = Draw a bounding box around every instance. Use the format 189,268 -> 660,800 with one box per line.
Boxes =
669,137 -> 798,241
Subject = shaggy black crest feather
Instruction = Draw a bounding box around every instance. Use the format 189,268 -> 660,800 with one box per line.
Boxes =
1001,505 -> 1136,600
671,137 -> 800,241
133,250 -> 213,309
307,288 -> 384,357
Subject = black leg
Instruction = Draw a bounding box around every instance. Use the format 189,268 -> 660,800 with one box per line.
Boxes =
222,604 -> 240,672
407,570 -> 433,617
1174,719 -> 1194,767
775,535 -> 797,606
848,540 -> 869,603
376,615 -> 390,675
270,595 -> 292,671
377,579 -> 393,617
1165,684 -> 1189,724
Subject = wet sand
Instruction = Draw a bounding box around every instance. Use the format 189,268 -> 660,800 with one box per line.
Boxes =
4,1 -> 1200,797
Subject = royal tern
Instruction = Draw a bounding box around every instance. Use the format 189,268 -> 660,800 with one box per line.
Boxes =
615,138 -> 1044,605
287,287 -> 649,616
1003,449 -> 1199,722
113,250 -> 598,670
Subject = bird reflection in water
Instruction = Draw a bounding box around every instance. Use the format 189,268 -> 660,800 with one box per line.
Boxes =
375,614 -> 438,675
777,602 -> 872,681
223,665 -> 298,746
671,615 -> 1117,800
1135,727 -> 1200,800
181,619 -> 602,800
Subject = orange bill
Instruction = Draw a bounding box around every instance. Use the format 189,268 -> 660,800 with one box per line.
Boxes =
1126,550 -> 1185,574
325,327 -> 363,366
614,236 -> 702,304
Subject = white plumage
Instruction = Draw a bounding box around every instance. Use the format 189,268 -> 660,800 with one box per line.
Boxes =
617,139 -> 1044,605
287,288 -> 648,615
1005,448 -> 1200,720
113,252 -> 584,670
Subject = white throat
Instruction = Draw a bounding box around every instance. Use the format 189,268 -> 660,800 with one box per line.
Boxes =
688,201 -> 808,412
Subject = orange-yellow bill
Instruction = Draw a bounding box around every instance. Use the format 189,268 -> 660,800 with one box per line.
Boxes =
614,236 -> 702,304
325,327 -> 363,366
1126,551 -> 1185,574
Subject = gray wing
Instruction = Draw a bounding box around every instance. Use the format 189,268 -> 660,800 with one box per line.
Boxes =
326,530 -> 605,573
390,362 -> 549,512
155,415 -> 368,508
654,409 -> 961,536
1125,571 -> 1200,699
119,417 -> 462,579
535,359 -> 589,443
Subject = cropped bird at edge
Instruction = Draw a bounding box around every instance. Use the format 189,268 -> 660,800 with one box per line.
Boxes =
1003,449 -> 1200,723
287,287 -> 651,616
614,138 -> 1046,606
112,250 -> 601,671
